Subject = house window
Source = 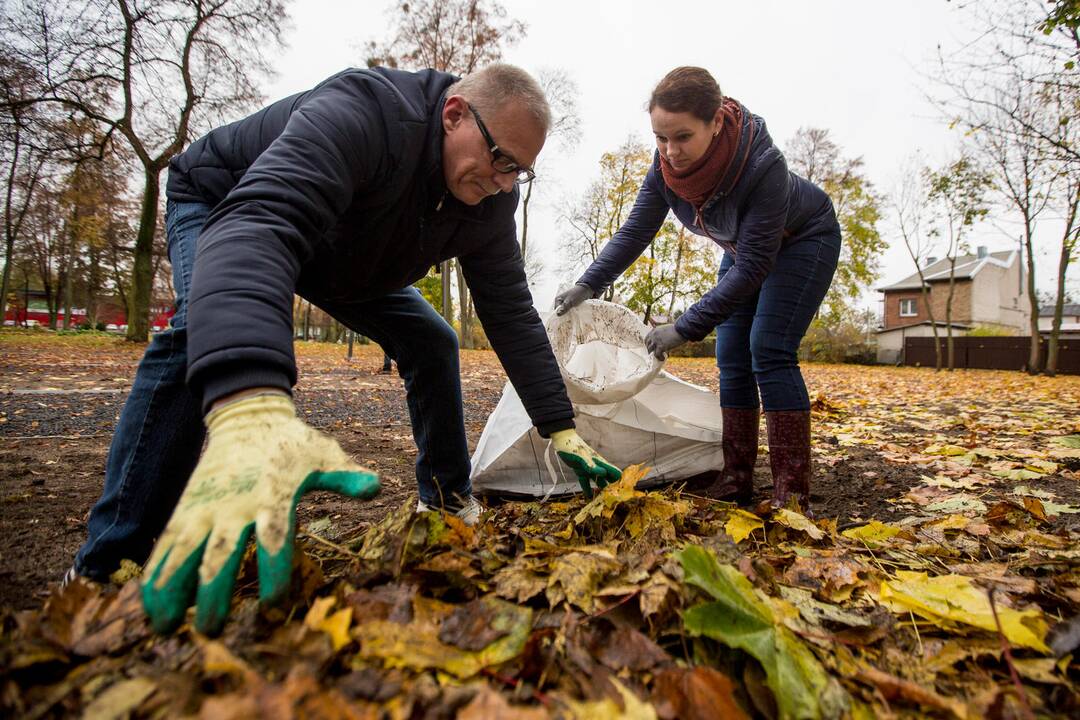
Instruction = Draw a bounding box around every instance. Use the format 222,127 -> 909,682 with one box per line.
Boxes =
899,298 -> 918,317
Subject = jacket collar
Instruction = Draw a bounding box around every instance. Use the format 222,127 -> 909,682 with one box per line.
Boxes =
701,101 -> 756,210
422,90 -> 500,223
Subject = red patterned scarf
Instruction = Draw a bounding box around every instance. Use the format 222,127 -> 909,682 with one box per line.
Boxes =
658,97 -> 745,208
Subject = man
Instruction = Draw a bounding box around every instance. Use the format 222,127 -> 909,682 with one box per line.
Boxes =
71,63 -> 620,636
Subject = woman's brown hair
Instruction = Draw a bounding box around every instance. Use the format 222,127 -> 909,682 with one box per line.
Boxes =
648,67 -> 723,123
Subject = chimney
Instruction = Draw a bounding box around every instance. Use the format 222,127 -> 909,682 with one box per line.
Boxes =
925,256 -> 937,267
977,246 -> 988,259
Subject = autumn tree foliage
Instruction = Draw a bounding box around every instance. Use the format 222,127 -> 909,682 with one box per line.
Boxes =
561,137 -> 652,299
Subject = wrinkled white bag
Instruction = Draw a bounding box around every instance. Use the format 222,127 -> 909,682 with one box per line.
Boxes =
471,300 -> 723,497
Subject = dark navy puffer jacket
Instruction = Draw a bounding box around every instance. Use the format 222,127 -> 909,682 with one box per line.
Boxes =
576,102 -> 839,342
167,67 -> 574,435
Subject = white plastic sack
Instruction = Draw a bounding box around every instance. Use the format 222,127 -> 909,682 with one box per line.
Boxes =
471,300 -> 723,497
546,300 -> 663,404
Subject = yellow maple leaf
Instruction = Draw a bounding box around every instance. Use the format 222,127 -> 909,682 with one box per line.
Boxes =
841,520 -> 904,548
724,509 -> 763,543
303,596 -> 353,651
774,508 -> 825,540
878,571 -> 1049,653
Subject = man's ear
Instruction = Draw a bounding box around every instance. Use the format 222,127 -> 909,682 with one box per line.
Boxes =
443,95 -> 467,133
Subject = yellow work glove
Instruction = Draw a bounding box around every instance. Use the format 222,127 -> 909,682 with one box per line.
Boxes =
141,393 -> 379,636
551,428 -> 622,498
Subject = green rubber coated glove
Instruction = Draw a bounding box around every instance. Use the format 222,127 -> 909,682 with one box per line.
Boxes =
551,428 -> 622,498
141,393 -> 380,636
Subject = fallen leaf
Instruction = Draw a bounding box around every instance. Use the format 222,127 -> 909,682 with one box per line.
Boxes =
82,676 -> 157,720
652,666 -> 749,720
679,545 -> 850,720
878,571 -> 1049,653
724,509 -> 764,543
773,508 -> 825,540
355,594 -> 531,678
458,685 -> 550,719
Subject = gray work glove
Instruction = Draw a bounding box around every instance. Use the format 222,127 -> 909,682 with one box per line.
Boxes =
644,324 -> 688,360
554,283 -> 595,316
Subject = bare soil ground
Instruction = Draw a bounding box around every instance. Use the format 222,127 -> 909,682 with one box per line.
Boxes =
2,330 -> 1078,613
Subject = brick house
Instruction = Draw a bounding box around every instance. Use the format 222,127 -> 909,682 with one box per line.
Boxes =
875,247 -> 1031,363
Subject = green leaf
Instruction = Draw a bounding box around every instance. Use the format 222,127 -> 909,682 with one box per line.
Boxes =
678,545 -> 848,719
1053,434 -> 1080,449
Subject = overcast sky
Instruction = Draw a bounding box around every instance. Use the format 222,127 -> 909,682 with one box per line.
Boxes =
264,0 -> 1077,312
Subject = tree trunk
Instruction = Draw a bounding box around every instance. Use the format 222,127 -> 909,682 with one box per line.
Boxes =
667,226 -> 686,319
925,290 -> 942,371
62,219 -> 76,330
0,245 -> 12,325
126,166 -> 161,342
440,261 -> 454,327
1023,241 -> 1041,377
456,262 -> 473,349
1022,235 -> 1040,373
303,301 -> 311,341
62,263 -> 74,329
520,178 -> 533,258
1,133 -> 20,322
87,242 -> 101,327
1046,242 -> 1072,376
945,269 -> 956,371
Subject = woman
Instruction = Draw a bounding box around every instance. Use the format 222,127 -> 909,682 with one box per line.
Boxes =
555,67 -> 841,512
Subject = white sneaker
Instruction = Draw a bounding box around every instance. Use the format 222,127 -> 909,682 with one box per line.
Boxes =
416,494 -> 484,526
60,565 -> 80,589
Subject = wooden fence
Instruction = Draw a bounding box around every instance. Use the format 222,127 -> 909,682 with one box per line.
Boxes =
903,336 -> 1080,374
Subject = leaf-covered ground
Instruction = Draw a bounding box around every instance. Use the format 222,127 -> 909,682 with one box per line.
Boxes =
2,330 -> 1079,718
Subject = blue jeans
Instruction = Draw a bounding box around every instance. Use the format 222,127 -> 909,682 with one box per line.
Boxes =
319,289 -> 471,507
75,201 -> 472,579
715,225 -> 841,412
75,200 -> 208,580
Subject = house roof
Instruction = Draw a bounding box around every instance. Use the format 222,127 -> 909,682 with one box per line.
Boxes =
1038,303 -> 1080,317
878,250 -> 1016,292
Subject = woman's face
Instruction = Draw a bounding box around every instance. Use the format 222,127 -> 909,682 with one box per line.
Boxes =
650,107 -> 721,171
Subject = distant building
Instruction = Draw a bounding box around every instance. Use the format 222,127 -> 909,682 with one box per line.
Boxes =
3,290 -> 173,332
1038,303 -> 1080,336
875,247 -> 1031,364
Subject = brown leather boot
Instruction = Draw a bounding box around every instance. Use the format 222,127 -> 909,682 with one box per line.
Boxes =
764,410 -> 812,512
685,407 -> 759,503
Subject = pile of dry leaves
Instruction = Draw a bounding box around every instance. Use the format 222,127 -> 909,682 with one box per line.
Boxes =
3,455 -> 1079,719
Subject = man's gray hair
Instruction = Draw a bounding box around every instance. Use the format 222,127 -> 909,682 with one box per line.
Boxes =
448,63 -> 551,135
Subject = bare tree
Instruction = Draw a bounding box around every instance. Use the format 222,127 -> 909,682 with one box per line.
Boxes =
893,156 -> 943,370
2,0 -> 286,340
974,74 -> 1054,371
1047,165 -> 1080,374
365,0 -> 526,346
519,67 -> 580,262
925,154 -> 993,371
0,56 -> 50,321
933,0 -> 1080,371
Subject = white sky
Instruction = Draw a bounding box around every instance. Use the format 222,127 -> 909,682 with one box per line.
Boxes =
265,0 -> 1077,313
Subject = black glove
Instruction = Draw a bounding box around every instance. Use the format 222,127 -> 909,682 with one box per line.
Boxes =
554,283 -> 595,316
644,324 -> 687,360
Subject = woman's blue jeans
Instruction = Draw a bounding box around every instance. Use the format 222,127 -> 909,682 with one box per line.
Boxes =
714,224 -> 842,412
75,200 -> 472,580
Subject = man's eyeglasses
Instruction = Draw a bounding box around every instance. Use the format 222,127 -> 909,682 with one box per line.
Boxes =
468,105 -> 536,184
